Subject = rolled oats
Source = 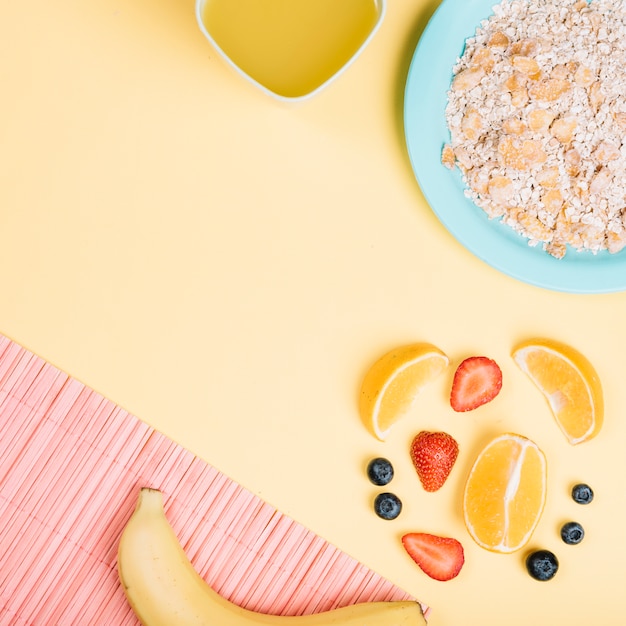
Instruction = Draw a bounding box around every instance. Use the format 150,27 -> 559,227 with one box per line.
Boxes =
443,0 -> 626,258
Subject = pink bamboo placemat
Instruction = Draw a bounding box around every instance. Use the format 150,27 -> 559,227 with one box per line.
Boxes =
0,334 -> 422,625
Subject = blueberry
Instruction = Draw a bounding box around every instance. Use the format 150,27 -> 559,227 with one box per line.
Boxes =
571,483 -> 594,504
561,521 -> 585,545
367,458 -> 394,486
526,549 -> 559,581
374,492 -> 402,520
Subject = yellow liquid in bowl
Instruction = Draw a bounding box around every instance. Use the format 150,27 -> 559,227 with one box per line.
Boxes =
201,0 -> 380,98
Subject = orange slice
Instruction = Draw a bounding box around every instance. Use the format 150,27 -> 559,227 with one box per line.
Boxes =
512,338 -> 603,444
463,433 -> 547,554
359,343 -> 449,440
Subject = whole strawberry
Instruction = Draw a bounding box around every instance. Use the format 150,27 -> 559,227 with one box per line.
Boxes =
410,431 -> 459,492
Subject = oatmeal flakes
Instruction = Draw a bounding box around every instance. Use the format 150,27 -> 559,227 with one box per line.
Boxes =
504,72 -> 527,92
510,38 -> 541,57
536,166 -> 560,188
498,136 -> 547,170
574,65 -> 595,87
590,168 -> 612,194
452,65 -> 486,91
545,240 -> 568,259
593,140 -> 620,163
607,230 -> 626,254
517,212 -> 554,242
488,175 -> 515,205
454,146 -> 476,171
510,87 -> 529,108
564,148 -> 581,176
528,109 -> 556,132
443,0 -> 626,257
488,31 -> 510,50
511,55 -> 541,77
552,63 -> 576,80
541,189 -> 564,216
471,47 -> 497,72
550,117 -> 578,143
441,144 -> 456,169
462,107 -> 484,140
588,81 -> 604,111
502,117 -> 526,135
529,78 -> 572,103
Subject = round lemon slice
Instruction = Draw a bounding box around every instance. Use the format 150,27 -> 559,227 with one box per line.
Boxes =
512,338 -> 603,445
359,343 -> 449,440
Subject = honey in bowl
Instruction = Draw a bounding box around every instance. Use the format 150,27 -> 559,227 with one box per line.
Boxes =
197,0 -> 384,100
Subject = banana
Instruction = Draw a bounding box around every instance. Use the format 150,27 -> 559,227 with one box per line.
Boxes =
118,488 -> 427,626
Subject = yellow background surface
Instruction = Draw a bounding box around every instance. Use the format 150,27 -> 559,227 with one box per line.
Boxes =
1,0 -> 625,624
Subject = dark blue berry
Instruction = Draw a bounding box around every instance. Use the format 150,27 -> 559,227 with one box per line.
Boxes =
374,492 -> 402,520
561,521 -> 585,545
367,458 -> 394,486
571,483 -> 594,504
526,550 -> 559,581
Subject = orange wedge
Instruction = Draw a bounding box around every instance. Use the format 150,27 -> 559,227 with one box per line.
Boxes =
463,433 -> 547,554
359,343 -> 449,440
512,338 -> 603,445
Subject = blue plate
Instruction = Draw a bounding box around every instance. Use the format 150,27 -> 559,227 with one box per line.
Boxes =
403,0 -> 626,294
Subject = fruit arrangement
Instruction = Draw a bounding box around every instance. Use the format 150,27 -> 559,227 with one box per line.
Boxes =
359,339 -> 602,582
116,338 -> 601,625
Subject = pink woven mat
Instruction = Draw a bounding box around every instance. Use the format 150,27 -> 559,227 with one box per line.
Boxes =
0,334 -> 420,625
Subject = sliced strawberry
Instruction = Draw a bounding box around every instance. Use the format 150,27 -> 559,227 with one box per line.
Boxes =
402,532 -> 465,581
410,431 -> 459,492
450,356 -> 502,412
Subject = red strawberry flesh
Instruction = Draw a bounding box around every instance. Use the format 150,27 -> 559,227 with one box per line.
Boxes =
450,356 -> 502,412
410,431 -> 459,492
402,532 -> 465,581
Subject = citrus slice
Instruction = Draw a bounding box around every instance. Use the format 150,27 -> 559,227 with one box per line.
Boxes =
463,433 -> 547,554
359,343 -> 449,440
512,338 -> 603,444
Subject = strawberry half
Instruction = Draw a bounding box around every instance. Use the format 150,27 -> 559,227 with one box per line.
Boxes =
410,431 -> 459,492
450,356 -> 502,412
402,532 -> 465,581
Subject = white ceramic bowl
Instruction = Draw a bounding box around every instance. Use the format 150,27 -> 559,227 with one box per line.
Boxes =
195,0 -> 386,102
